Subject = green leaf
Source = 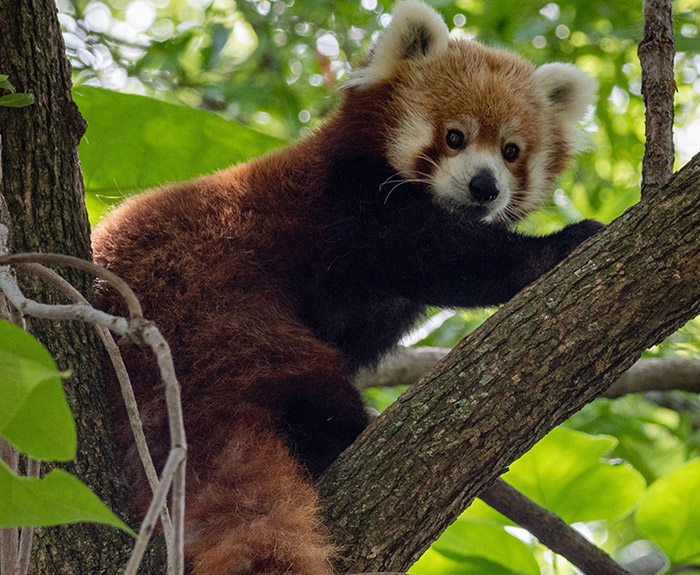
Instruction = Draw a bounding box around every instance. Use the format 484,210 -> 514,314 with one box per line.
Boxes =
504,427 -> 646,523
0,75 -> 15,92
0,320 -> 76,461
636,459 -> 700,565
411,547 -> 535,575
73,86 -> 283,223
430,517 -> 540,575
0,93 -> 34,107
0,460 -> 134,536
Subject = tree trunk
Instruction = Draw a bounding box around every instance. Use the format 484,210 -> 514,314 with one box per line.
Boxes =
318,152 -> 700,573
0,1 -> 164,572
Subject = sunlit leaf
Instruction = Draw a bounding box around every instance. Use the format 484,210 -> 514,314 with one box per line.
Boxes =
504,427 -> 646,523
411,547 -> 535,575
567,396 -> 692,484
0,74 -> 16,92
0,93 -> 34,107
73,86 -> 283,223
0,321 -> 75,461
637,459 -> 700,565
430,517 -> 539,575
0,460 -> 134,536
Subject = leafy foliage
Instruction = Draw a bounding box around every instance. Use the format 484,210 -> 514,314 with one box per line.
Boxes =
504,428 -> 646,524
75,85 -> 281,222
637,459 -> 700,565
56,0 -> 700,572
0,463 -> 134,535
0,321 -> 132,535
413,509 -> 541,575
410,427 -> 649,574
0,74 -> 34,108
0,321 -> 75,461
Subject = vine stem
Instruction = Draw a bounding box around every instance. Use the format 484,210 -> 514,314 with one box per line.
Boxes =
0,247 -> 187,573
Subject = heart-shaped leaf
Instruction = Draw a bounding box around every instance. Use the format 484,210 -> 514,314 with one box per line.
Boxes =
0,321 -> 75,461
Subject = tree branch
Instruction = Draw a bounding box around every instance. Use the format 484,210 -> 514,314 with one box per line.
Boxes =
356,347 -> 700,399
480,480 -> 629,575
605,358 -> 700,398
319,152 -> 700,573
638,0 -> 675,195
20,261 -> 175,564
0,439 -> 19,575
0,250 -> 187,574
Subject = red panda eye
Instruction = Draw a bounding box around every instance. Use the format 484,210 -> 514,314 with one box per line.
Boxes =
446,129 -> 466,150
503,143 -> 520,163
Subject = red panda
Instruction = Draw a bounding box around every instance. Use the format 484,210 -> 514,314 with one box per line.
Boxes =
92,1 -> 601,573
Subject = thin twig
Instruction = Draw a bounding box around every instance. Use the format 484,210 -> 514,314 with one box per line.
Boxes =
0,252 -> 186,574
17,459 -> 40,575
479,479 -> 630,575
669,564 -> 700,574
0,440 -> 19,575
21,263 -> 175,562
0,253 -> 143,318
141,324 -> 187,575
638,0 -> 676,195
123,447 -> 186,575
0,265 -> 129,334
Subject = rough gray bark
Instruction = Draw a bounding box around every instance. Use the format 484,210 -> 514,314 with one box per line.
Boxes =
319,152 -> 700,573
638,0 -> 676,195
0,1 -> 165,572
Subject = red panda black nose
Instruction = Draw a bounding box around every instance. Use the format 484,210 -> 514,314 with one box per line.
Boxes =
469,172 -> 500,204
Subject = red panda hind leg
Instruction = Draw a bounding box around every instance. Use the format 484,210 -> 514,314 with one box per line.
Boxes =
185,403 -> 335,575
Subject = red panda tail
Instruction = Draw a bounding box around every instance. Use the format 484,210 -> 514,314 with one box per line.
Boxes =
185,403 -> 335,575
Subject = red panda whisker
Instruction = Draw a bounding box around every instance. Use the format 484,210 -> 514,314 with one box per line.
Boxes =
379,173 -> 404,189
378,172 -> 431,189
409,169 -> 434,180
383,178 -> 431,204
416,153 -> 440,171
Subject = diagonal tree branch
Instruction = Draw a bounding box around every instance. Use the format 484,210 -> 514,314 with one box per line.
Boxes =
479,480 -> 629,575
319,151 -> 700,573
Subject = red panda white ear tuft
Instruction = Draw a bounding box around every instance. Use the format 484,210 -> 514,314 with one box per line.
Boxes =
535,63 -> 597,152
347,0 -> 449,88
535,63 -> 598,126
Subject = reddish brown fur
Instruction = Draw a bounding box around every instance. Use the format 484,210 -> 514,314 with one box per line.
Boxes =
93,103 -> 392,573
92,24 -> 589,574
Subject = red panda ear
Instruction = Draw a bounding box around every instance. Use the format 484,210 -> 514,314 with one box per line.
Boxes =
347,0 -> 449,88
535,63 -> 598,126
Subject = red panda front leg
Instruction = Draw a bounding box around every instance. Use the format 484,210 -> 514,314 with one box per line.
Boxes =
185,402 -> 335,575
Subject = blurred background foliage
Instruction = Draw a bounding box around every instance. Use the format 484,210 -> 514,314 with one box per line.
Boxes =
59,0 -> 700,573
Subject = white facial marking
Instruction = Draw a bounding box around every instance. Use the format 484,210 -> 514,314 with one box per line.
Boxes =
431,148 -> 517,220
387,113 -> 433,177
499,120 -> 521,143
524,149 -> 552,215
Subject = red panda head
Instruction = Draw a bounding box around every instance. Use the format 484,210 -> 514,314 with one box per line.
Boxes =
344,0 -> 597,224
